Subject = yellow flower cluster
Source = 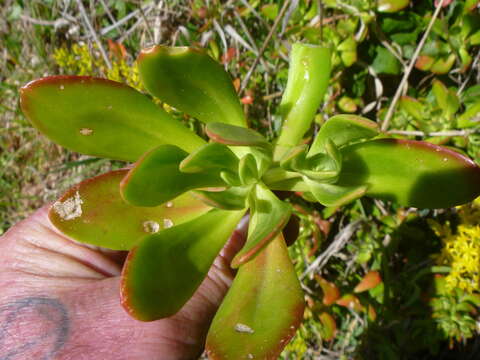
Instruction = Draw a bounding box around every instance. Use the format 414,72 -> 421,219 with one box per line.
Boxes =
283,330 -> 308,357
52,43 -> 143,91
430,198 -> 480,293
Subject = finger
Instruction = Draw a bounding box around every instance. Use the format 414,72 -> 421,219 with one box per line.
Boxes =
219,214 -> 249,263
1,205 -> 125,281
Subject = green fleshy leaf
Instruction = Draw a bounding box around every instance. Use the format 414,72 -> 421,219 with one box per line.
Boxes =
458,101 -> 480,128
120,145 -> 225,207
180,142 -> 239,173
206,234 -> 305,359
220,170 -> 242,187
338,139 -> 480,208
372,46 -> 401,75
206,122 -> 270,148
231,184 -> 292,268
305,179 -> 368,207
121,209 -> 245,321
302,140 -> 342,182
377,0 -> 410,13
137,46 -> 246,127
261,167 -> 308,193
432,80 -> 459,118
338,37 -> 357,67
238,154 -> 259,185
319,312 -> 337,341
430,54 -> 456,75
260,3 -> 278,20
49,170 -> 210,250
20,76 -> 204,161
281,142 -> 340,183
249,146 -> 274,177
192,186 -> 250,210
399,96 -> 423,120
309,115 -> 379,156
275,44 -> 331,158
280,145 -> 309,171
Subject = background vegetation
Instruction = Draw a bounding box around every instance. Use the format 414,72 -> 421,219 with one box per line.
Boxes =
1,0 -> 480,358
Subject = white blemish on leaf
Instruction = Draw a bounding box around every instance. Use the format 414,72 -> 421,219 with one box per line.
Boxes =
234,323 -> 254,334
53,191 -> 83,220
79,128 -> 93,136
165,201 -> 174,208
143,220 -> 160,234
163,218 -> 174,228
59,85 -> 65,90
247,354 -> 254,359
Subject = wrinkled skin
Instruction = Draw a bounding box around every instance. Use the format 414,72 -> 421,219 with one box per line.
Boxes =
0,205 -> 247,360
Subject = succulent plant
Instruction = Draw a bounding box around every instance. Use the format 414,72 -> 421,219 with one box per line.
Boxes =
20,42 -> 480,359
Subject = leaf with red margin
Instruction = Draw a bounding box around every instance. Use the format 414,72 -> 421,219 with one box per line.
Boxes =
309,115 -> 379,156
120,145 -> 226,207
20,76 -> 204,161
49,169 -> 211,250
206,234 -> 305,360
354,271 -> 382,293
121,209 -> 245,321
206,122 -> 270,149
315,276 -> 340,306
231,183 -> 292,268
336,294 -> 364,312
338,139 -> 480,208
137,46 -> 246,127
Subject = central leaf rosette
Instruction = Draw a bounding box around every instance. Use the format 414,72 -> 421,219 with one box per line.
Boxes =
119,115 -> 381,267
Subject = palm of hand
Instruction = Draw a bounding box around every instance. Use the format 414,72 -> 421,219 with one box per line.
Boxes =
0,206 -> 246,360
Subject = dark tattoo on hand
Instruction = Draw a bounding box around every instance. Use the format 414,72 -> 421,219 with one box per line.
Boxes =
0,297 -> 69,360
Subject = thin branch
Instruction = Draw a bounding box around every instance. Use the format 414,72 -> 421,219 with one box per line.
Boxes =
458,49 -> 480,95
240,0 -> 292,93
381,0 -> 445,131
76,0 -> 111,69
224,25 -> 256,53
99,0 -> 117,26
301,220 -> 362,280
118,6 -> 155,44
262,91 -> 283,101
153,1 -> 164,44
96,4 -> 153,36
20,14 -> 68,27
137,3 -> 155,41
318,0 -> 323,42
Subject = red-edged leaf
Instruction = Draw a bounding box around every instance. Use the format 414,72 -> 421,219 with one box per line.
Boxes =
339,139 -> 480,208
315,276 -> 341,306
121,209 -> 245,321
20,76 -> 204,161
137,46 -> 246,127
206,234 -> 305,359
49,170 -> 210,250
120,145 -> 225,207
354,271 -> 382,293
231,183 -> 292,268
336,294 -> 364,312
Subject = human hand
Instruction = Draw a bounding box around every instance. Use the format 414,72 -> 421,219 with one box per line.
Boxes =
0,205 -> 247,360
